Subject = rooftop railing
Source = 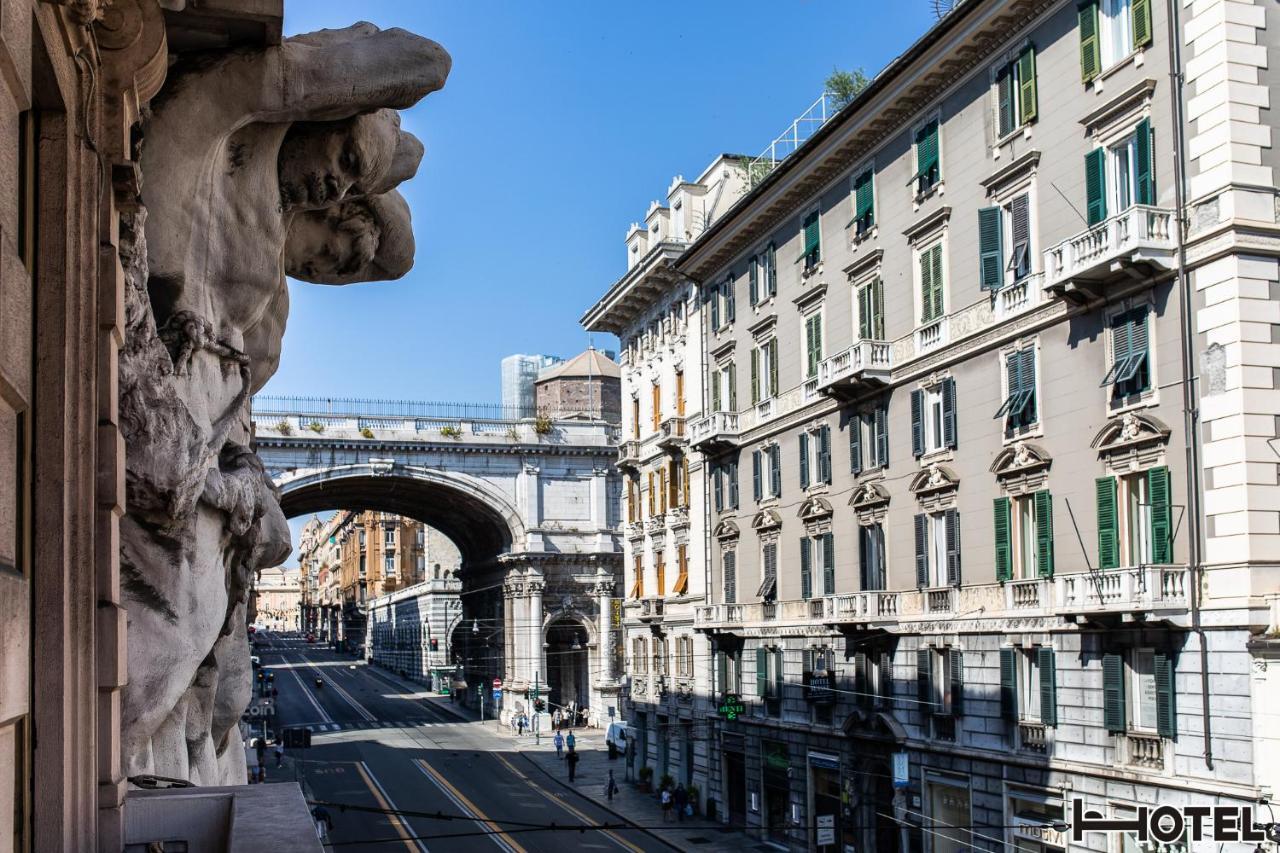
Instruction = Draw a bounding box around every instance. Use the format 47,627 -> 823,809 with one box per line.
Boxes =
745,92 -> 842,188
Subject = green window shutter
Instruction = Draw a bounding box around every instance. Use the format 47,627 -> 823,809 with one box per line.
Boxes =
822,532 -> 835,595
770,445 -> 782,497
724,552 -> 736,603
814,314 -> 823,370
875,404 -> 889,467
803,210 -> 820,261
799,432 -> 810,490
914,513 -> 929,587
1079,0 -> 1102,83
757,646 -> 769,699
1035,490 -> 1054,578
1135,118 -> 1155,205
1085,147 -> 1108,225
1149,465 -> 1172,563
750,348 -> 760,405
930,245 -> 944,319
1096,476 -> 1120,569
768,338 -> 779,396
749,255 -> 759,306
854,170 -> 874,231
711,370 -> 721,411
766,242 -> 777,295
1018,47 -> 1038,124
1130,309 -> 1150,393
915,121 -> 939,188
1155,652 -> 1176,739
911,389 -> 925,458
849,415 -> 863,475
944,508 -> 961,587
858,285 -> 872,340
978,206 -> 1004,291
919,249 -> 933,323
725,278 -> 736,323
873,277 -> 885,339
916,647 -> 932,711
819,425 -> 832,484
949,648 -> 964,717
752,450 -> 762,502
942,378 -> 957,450
728,362 -> 738,410
773,649 -> 784,700
716,650 -> 728,694
997,64 -> 1015,138
1038,647 -> 1057,726
1020,347 -> 1037,424
800,536 -> 812,600
1103,653 -> 1126,733
994,497 -> 1012,582
1000,648 -> 1018,720
713,465 -> 724,512
1132,0 -> 1153,49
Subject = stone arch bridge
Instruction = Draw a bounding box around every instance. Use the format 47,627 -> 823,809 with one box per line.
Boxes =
251,396 -> 624,718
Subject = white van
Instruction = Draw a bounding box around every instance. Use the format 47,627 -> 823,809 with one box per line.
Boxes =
605,721 -> 631,752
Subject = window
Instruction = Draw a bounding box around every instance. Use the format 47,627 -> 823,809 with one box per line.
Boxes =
752,445 -> 782,502
758,540 -> 778,601
1096,466 -> 1171,568
756,646 -> 785,713
995,347 -> 1037,433
710,277 -> 736,330
999,646 -> 1058,726
994,491 -> 1054,581
632,398 -> 641,439
801,209 -> 821,269
359,554 -> 366,576
627,477 -> 638,523
384,553 -> 395,576
851,168 -> 875,235
711,361 -> 737,412
676,636 -> 694,677
850,402 -> 890,473
655,550 -> 665,596
632,554 -> 644,599
359,529 -> 366,548
917,646 -> 963,717
918,243 -> 944,324
1079,0 -> 1152,81
913,119 -> 941,194
713,461 -> 740,512
1084,119 -> 1154,225
857,276 -> 885,340
715,647 -> 743,695
1102,648 -> 1175,738
652,381 -> 662,430
750,243 -> 778,305
915,509 -> 960,587
1105,307 -> 1151,402
674,544 -> 689,595
803,311 -> 823,378
723,549 -> 737,604
979,193 -> 1033,291
910,379 -> 956,458
799,426 -> 832,490
673,199 -> 685,240
633,637 -> 648,673
853,648 -> 894,709
858,524 -> 886,590
384,527 -> 395,546
800,531 -> 834,599
995,47 -> 1038,138
750,338 -> 779,404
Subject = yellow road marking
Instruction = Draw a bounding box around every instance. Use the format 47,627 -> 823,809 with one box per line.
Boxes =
354,760 -> 420,852
492,753 -> 646,853
414,758 -> 529,853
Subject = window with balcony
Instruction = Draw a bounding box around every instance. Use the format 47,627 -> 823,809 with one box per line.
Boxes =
858,523 -> 887,591
911,379 -> 956,457
994,47 -> 1037,139
1079,0 -> 1151,82
756,646 -> 785,715
850,167 -> 875,237
853,647 -> 895,709
914,509 -> 960,587
801,208 -> 821,270
711,360 -> 737,412
917,242 -> 945,325
999,646 -> 1057,726
750,338 -> 779,404
917,646 -> 963,728
800,531 -> 834,599
850,401 -> 889,474
722,548 -> 737,604
994,491 -> 1054,581
752,444 -> 783,502
799,426 -> 832,490
856,276 -> 884,340
710,276 -> 736,331
1102,648 -> 1175,740
757,539 -> 779,601
912,119 -> 941,196
995,346 -> 1038,435
978,193 -> 1033,291
715,647 -> 743,696
1084,119 -> 1154,225
1104,307 -> 1152,405
803,310 -> 824,379
1096,466 -> 1171,568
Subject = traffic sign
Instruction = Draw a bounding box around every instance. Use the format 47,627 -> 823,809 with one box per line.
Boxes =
817,814 -> 836,846
493,689 -> 502,702
492,678 -> 503,689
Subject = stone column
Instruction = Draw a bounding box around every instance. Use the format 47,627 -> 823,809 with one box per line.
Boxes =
502,579 -> 519,684
528,578 -> 545,688
595,579 -> 616,685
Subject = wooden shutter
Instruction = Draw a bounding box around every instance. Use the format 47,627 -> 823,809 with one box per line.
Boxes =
858,284 -> 872,340
915,121 -> 939,185
749,255 -> 759,305
752,450 -> 762,502
723,550 -> 736,603
854,169 -> 874,231
770,445 -> 782,496
1018,46 -> 1037,124
818,425 -> 832,484
849,415 -> 863,475
652,382 -> 661,430
942,378 -> 957,449
997,64 -> 1015,137
656,551 -> 665,596
994,497 -> 1012,582
930,245 -> 944,319
1131,309 -> 1150,393
717,650 -> 729,694
1020,347 -> 1037,423
911,389 -> 925,457
1038,647 -> 1057,726
710,284 -> 721,329
1149,465 -> 1172,563
799,432 -> 810,489
800,537 -> 812,600
768,338 -> 779,396
858,526 -> 870,590
724,278 -> 736,323
1096,477 -> 1119,569
1000,648 -> 1018,720
1010,193 -> 1031,280
917,648 -> 932,711
803,210 -> 820,261
949,648 -> 964,717
728,362 -> 738,411
766,242 -> 777,295
1079,0 -> 1102,82
945,508 -> 961,586
1103,653 -> 1126,733
711,369 -> 721,412
1085,147 -> 1107,225
1135,118 -> 1155,205
773,648 -> 785,700
875,404 -> 889,466
1132,0 -> 1153,49
757,646 -> 769,698
728,461 -> 739,510
979,205 -> 1004,291
648,471 -> 656,516
750,347 -> 760,405
822,532 -> 835,595
713,466 -> 723,513
1035,490 -> 1054,578
919,247 -> 934,323
914,513 -> 929,587
682,458 -> 690,506
1155,652 -> 1175,739
872,278 -> 885,339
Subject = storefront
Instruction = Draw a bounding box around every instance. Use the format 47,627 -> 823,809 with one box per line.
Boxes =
762,740 -> 791,844
925,773 -> 971,853
809,752 -> 842,851
722,732 -> 747,826
1005,787 -> 1066,853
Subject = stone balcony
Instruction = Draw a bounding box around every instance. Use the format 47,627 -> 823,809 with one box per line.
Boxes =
638,597 -> 665,623
1042,205 -> 1176,299
689,410 -> 739,451
617,439 -> 642,470
816,340 -> 892,399
656,416 -> 688,451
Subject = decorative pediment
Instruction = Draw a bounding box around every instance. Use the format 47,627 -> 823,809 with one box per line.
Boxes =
849,481 -> 890,510
841,709 -> 908,743
1092,412 -> 1170,455
751,509 -> 783,531
990,441 -> 1052,478
909,464 -> 959,496
714,520 -> 740,540
798,497 -> 833,521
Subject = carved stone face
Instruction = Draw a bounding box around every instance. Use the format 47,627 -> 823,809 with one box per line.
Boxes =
284,202 -> 379,280
277,112 -> 399,211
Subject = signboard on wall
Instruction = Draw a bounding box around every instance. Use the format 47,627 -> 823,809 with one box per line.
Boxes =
892,751 -> 909,788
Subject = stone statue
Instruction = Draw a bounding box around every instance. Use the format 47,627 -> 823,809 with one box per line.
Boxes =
119,20 -> 450,785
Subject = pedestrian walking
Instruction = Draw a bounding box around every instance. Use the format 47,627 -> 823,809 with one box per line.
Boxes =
311,805 -> 333,841
274,741 -> 284,768
606,770 -> 619,802
674,783 -> 688,822
565,731 -> 576,752
661,786 -> 673,822
553,730 -> 564,760
552,708 -> 561,730
566,749 -> 580,782
254,738 -> 266,770
517,714 -> 525,736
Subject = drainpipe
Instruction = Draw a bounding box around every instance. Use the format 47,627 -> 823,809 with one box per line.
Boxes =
1164,0 -> 1212,770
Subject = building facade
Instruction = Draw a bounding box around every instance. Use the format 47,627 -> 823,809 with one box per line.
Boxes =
591,0 -> 1280,850
251,566 -> 301,632
534,347 -> 623,422
583,157 -> 747,796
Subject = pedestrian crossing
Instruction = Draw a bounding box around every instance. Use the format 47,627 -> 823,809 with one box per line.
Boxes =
299,719 -> 456,733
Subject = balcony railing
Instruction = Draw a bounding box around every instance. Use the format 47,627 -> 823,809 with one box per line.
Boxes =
617,440 -> 642,468
1043,205 -> 1176,293
924,586 -> 955,615
802,377 -> 820,402
830,591 -> 901,622
816,340 -> 892,398
915,317 -> 948,353
657,416 -> 687,450
1005,578 -> 1050,611
689,411 -> 740,450
1018,722 -> 1049,753
994,274 -> 1043,320
1126,733 -> 1164,770
639,598 -> 665,622
1057,566 -> 1189,614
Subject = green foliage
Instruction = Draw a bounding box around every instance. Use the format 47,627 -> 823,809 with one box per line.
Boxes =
307,421 -> 325,433
533,414 -> 554,435
638,766 -> 654,782
827,67 -> 871,110
440,424 -> 463,439
360,427 -> 375,439
276,420 -> 292,435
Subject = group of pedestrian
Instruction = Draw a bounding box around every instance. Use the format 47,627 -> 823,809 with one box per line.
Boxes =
551,703 -> 587,730
551,728 -> 581,780
248,737 -> 283,783
511,711 -> 530,736
660,782 -> 690,822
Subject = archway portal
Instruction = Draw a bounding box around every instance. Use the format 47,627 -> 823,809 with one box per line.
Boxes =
545,619 -> 590,716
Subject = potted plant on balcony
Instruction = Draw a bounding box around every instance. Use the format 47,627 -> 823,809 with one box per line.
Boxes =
637,765 -> 653,792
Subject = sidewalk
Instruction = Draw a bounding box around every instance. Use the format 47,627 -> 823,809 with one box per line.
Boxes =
508,728 -> 753,853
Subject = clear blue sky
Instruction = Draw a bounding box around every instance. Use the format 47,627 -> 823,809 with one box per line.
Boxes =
262,1 -> 937,405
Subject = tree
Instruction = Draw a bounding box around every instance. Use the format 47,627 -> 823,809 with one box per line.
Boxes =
827,68 -> 871,111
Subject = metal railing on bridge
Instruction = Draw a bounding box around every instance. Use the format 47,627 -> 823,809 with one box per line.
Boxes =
252,395 -> 529,422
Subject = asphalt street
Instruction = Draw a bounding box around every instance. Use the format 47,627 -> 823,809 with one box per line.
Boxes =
255,634 -> 669,853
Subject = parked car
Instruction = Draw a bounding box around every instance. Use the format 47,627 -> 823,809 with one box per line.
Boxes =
605,721 -> 631,753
